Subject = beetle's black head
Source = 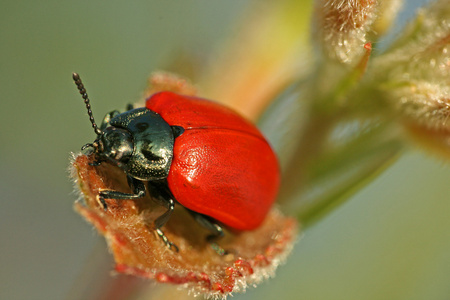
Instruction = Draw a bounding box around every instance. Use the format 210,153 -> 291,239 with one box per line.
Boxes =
90,127 -> 134,168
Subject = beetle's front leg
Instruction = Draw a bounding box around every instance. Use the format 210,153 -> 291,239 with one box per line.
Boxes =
148,181 -> 178,252
98,175 -> 145,210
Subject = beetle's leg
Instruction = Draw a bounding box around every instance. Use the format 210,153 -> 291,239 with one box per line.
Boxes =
188,210 -> 228,256
153,197 -> 175,229
147,181 -> 178,252
189,211 -> 225,240
148,181 -> 176,228
154,228 -> 178,252
99,110 -> 120,131
98,176 -> 146,210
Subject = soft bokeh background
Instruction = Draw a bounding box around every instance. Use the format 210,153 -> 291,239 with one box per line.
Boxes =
1,1 -> 449,300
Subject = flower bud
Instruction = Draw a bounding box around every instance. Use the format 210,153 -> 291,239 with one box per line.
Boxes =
392,81 -> 450,131
313,0 -> 379,64
374,0 -> 450,154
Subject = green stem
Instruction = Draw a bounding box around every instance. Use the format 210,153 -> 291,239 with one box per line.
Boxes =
299,140 -> 404,227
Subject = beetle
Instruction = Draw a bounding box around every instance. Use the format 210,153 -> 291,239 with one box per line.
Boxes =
73,73 -> 280,251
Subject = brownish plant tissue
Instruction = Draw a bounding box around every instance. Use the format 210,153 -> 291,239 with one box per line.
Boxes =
71,154 -> 298,297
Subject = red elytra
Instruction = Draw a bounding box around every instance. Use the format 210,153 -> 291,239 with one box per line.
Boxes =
146,92 -> 280,230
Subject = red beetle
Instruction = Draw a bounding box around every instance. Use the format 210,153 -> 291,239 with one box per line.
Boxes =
73,73 -> 280,250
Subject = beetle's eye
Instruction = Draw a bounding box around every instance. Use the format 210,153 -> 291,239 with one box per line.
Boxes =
101,127 -> 134,162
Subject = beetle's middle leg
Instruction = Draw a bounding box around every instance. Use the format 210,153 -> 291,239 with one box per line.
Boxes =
147,181 -> 178,252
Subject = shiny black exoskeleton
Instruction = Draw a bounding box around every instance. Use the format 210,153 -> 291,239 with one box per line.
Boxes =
94,108 -> 180,181
72,73 -> 225,252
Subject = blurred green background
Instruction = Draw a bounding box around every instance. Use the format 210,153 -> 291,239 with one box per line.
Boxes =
1,1 -> 449,300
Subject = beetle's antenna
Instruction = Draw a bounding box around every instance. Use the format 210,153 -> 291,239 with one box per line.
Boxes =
72,73 -> 102,136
